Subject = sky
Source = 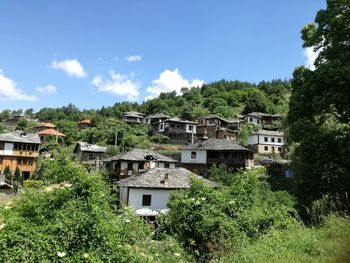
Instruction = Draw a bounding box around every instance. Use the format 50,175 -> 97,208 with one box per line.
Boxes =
0,0 -> 326,111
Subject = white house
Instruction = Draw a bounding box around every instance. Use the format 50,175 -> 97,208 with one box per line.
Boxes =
118,167 -> 215,217
248,130 -> 284,154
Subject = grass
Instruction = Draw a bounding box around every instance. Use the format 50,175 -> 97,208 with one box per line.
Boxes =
218,215 -> 350,263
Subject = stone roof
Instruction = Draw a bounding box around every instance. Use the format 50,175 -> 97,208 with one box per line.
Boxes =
103,148 -> 178,163
0,131 -> 41,144
253,130 -> 284,136
74,142 -> 107,153
165,117 -> 196,124
123,111 -> 146,117
145,113 -> 169,119
182,139 -> 252,151
118,167 -> 216,189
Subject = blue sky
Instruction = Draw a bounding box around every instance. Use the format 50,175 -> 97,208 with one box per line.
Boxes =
0,0 -> 325,111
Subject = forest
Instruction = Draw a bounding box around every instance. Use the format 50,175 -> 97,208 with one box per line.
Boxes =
0,0 -> 350,262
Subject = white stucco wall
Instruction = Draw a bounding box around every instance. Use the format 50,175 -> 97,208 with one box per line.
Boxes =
185,124 -> 197,134
121,161 -> 128,170
156,162 -> 176,168
245,116 -> 260,125
248,134 -> 284,146
181,149 -> 207,164
4,143 -> 13,156
248,134 -> 259,145
127,188 -> 174,211
159,123 -> 165,132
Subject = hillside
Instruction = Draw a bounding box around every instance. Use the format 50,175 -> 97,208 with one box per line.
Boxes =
0,79 -> 291,150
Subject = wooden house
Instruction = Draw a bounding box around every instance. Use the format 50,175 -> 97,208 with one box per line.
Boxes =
103,149 -> 177,180
122,112 -> 146,124
181,139 -> 254,177
73,142 -> 107,171
0,131 -> 41,180
151,117 -> 197,145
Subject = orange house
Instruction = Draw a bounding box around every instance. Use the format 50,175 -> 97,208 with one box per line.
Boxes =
0,131 -> 41,180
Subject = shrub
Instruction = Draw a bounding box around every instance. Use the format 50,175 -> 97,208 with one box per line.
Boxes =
23,180 -> 44,189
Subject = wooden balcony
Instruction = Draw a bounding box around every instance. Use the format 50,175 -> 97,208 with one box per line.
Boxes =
12,151 -> 39,158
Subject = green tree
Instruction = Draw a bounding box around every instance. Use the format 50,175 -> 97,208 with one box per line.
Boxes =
4,165 -> 12,182
287,0 -> 350,206
15,119 -> 29,131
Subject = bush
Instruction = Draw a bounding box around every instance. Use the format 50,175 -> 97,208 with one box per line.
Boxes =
23,180 -> 44,189
0,159 -> 192,262
164,168 -> 295,261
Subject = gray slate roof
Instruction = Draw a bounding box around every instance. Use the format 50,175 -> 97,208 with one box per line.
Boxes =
182,139 -> 252,151
145,113 -> 169,119
103,148 -> 178,163
118,167 -> 216,189
75,142 -> 107,153
0,131 -> 41,144
123,111 -> 146,117
253,130 -> 284,136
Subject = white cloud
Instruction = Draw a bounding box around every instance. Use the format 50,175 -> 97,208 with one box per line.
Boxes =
146,69 -> 204,99
304,47 -> 320,70
0,70 -> 37,101
91,70 -> 140,101
36,84 -> 57,94
51,59 -> 86,78
125,55 -> 142,62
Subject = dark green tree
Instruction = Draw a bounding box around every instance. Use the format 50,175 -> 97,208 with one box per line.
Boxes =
287,0 -> 350,206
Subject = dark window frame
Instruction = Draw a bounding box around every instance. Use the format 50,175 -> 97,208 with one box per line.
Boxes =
142,194 -> 152,206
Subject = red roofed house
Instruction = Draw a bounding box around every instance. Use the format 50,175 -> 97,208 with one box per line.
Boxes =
36,129 -> 65,143
32,122 -> 56,133
78,119 -> 93,129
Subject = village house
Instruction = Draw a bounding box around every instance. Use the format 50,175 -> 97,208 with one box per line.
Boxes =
144,113 -> 169,124
118,167 -> 215,217
122,111 -> 146,124
248,130 -> 284,154
196,115 -> 238,140
103,149 -> 177,180
151,117 -> 197,145
2,114 -> 32,131
36,129 -> 65,143
31,122 -> 56,133
78,119 -> 93,129
181,139 -> 254,176
74,142 -> 107,171
244,112 -> 281,126
0,131 -> 41,180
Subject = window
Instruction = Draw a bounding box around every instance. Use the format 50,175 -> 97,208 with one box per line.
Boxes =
127,162 -> 133,170
264,146 -> 268,151
264,137 -> 268,142
142,195 -> 152,206
278,147 -> 282,152
160,124 -> 164,130
271,138 -> 275,143
164,163 -> 170,168
249,117 -> 253,122
278,138 -> 282,143
188,125 -> 193,131
0,142 -> 4,150
271,146 -> 275,152
88,154 -> 96,160
191,151 -> 196,159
